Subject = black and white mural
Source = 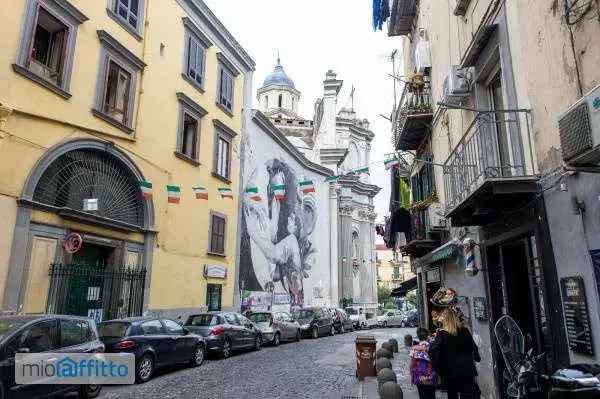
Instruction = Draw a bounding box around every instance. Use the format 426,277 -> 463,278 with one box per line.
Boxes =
240,116 -> 331,309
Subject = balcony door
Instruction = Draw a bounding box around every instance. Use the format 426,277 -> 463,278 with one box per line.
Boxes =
488,76 -> 512,177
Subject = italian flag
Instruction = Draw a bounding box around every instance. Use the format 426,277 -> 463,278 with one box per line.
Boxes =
384,158 -> 399,170
326,175 -> 339,182
140,181 -> 153,199
354,166 -> 370,175
299,180 -> 315,193
218,187 -> 233,199
245,187 -> 261,202
192,186 -> 208,200
167,185 -> 180,204
272,184 -> 286,201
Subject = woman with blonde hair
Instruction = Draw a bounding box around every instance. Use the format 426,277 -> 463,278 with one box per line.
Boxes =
428,307 -> 481,399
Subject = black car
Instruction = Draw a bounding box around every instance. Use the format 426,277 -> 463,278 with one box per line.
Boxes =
184,312 -> 262,358
332,308 -> 354,334
0,314 -> 104,399
292,307 -> 334,339
98,317 -> 205,383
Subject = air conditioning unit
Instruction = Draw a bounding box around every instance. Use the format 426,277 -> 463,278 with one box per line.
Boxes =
558,84 -> 600,165
442,66 -> 471,106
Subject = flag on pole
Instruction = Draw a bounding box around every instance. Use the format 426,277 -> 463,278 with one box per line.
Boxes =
192,186 -> 208,200
299,180 -> 315,193
272,184 -> 286,201
166,185 -> 180,204
140,181 -> 153,199
218,187 -> 233,199
353,166 -> 370,175
325,175 -> 339,182
245,187 -> 262,201
384,158 -> 399,170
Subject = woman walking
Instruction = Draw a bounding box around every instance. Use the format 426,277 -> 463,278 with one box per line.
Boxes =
429,307 -> 480,399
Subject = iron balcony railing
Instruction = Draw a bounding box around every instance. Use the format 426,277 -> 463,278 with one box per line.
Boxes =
443,109 -> 536,212
393,79 -> 433,150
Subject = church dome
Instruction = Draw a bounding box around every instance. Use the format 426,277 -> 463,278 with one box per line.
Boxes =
263,59 -> 295,89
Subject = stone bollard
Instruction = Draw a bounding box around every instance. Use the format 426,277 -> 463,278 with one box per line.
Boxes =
381,341 -> 394,357
375,357 -> 392,372
388,338 -> 399,353
404,334 -> 414,347
379,381 -> 403,399
375,348 -> 393,359
377,368 -> 397,394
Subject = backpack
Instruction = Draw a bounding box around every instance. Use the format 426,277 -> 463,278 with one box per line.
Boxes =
410,341 -> 438,386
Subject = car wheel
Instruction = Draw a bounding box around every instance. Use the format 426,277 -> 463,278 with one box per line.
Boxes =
340,324 -> 345,334
400,321 -> 406,328
330,325 -> 335,336
383,321 -> 387,328
190,344 -> 205,367
312,326 -> 319,339
254,335 -> 262,351
136,354 -> 154,383
273,332 -> 281,347
295,329 -> 301,342
79,384 -> 102,398
222,338 -> 232,359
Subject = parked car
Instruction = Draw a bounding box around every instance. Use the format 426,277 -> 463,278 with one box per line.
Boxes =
247,311 -> 300,346
346,305 -> 378,329
0,314 -> 104,398
184,312 -> 262,358
292,307 -> 334,338
99,317 -> 205,383
332,308 -> 353,333
377,309 -> 405,327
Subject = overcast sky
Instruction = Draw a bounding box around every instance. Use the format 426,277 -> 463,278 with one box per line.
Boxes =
204,0 -> 401,222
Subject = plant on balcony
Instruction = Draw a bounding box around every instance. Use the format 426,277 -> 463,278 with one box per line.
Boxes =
405,74 -> 432,114
410,191 -> 438,211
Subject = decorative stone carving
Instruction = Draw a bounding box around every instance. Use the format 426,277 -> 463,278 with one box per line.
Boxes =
340,204 -> 353,216
0,105 -> 13,136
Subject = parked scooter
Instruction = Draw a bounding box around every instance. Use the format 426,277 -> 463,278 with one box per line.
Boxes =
494,315 -> 600,398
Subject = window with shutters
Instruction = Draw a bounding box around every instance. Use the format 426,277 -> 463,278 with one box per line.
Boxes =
103,61 -> 132,125
209,212 -> 226,255
175,92 -> 207,165
186,36 -> 205,87
108,0 -> 145,39
215,136 -> 230,179
217,66 -> 234,113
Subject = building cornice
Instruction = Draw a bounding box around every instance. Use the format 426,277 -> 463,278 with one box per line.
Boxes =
257,84 -> 301,98
319,148 -> 348,166
252,110 -> 333,177
338,174 -> 381,197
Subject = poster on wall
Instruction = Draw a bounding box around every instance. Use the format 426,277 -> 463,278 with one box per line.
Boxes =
240,157 -> 319,307
241,290 -> 272,312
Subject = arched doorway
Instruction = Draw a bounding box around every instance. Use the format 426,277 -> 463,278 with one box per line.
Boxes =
4,139 -> 154,320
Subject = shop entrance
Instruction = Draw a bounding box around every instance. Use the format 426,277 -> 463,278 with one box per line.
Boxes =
424,267 -> 441,330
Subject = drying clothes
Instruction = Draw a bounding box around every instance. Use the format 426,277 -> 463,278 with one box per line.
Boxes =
376,225 -> 386,237
385,217 -> 392,248
389,208 -> 412,248
380,0 -> 390,26
372,0 -> 382,31
400,179 -> 410,209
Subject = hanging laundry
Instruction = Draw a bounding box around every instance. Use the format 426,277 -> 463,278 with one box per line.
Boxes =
400,179 -> 410,209
380,0 -> 390,27
372,0 -> 382,31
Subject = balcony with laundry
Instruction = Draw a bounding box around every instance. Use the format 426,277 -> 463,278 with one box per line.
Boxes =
392,75 -> 433,151
443,109 -> 539,226
388,0 -> 417,36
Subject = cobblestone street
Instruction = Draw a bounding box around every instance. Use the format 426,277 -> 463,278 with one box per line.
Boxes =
95,327 -> 416,399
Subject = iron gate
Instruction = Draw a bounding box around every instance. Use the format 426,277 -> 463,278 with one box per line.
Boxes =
47,263 -> 146,321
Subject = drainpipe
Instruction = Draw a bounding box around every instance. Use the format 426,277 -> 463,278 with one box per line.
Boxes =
133,0 -> 151,138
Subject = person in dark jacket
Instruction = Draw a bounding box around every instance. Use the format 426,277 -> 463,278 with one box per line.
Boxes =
428,307 -> 481,399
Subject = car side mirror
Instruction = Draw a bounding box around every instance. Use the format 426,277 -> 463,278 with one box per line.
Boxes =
182,328 -> 190,335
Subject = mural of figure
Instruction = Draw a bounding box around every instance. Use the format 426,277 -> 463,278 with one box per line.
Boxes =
240,158 -> 317,306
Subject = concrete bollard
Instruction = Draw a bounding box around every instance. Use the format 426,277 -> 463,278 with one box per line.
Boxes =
381,341 -> 394,357
388,338 -> 399,353
404,334 -> 414,347
379,381 -> 403,399
375,357 -> 392,372
377,368 -> 398,394
375,348 -> 393,359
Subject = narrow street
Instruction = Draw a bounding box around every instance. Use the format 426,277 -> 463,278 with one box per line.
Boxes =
97,328 -> 416,399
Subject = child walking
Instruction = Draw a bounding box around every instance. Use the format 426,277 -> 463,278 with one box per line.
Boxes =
410,327 -> 437,399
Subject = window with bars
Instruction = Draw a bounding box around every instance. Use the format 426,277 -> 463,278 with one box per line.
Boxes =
114,0 -> 140,31
411,156 -> 436,202
209,213 -> 226,255
218,66 -> 234,113
206,284 -> 222,311
186,36 -> 205,87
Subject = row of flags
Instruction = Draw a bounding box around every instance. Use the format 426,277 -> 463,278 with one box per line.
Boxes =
139,182 -> 234,203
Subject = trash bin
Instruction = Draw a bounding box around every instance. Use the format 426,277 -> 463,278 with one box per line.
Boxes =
355,335 -> 377,380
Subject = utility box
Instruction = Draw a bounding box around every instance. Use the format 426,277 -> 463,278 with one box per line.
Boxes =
355,335 -> 377,380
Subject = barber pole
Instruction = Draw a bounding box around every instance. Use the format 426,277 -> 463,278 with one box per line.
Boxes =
463,238 -> 478,276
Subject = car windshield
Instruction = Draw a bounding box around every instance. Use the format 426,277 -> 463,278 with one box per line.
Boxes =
346,308 -> 358,315
292,310 -> 314,319
377,309 -> 386,316
248,313 -> 270,323
0,318 -> 28,341
186,314 -> 220,327
98,322 -> 130,338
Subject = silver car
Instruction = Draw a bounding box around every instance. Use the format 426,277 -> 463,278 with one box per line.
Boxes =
247,311 -> 301,346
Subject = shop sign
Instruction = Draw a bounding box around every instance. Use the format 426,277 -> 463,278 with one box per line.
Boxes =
204,264 -> 227,279
272,292 -> 291,305
473,297 -> 488,321
560,276 -> 594,355
426,267 -> 441,283
83,198 -> 98,211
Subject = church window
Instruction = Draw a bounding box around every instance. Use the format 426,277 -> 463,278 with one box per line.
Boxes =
278,94 -> 283,108
265,96 -> 268,109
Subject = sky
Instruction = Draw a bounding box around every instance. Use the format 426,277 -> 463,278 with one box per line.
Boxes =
204,0 -> 402,222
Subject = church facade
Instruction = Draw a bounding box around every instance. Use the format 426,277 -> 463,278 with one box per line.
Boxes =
237,60 -> 379,311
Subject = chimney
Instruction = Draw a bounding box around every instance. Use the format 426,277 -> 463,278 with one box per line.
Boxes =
319,70 -> 343,148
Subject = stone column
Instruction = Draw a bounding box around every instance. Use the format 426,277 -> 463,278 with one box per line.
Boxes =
338,195 -> 354,303
319,70 -> 343,148
328,183 -> 339,306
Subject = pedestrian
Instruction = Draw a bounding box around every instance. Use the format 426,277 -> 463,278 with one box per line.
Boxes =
428,307 -> 481,399
410,327 -> 437,399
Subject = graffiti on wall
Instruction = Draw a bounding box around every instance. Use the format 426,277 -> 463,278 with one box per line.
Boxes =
240,158 -> 318,307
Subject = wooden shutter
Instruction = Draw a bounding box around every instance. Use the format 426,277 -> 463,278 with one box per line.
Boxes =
23,236 -> 58,313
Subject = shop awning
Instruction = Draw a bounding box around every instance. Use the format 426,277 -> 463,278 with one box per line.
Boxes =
391,276 -> 418,297
413,239 -> 462,270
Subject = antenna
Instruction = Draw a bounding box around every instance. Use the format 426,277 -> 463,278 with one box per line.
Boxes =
390,49 -> 398,112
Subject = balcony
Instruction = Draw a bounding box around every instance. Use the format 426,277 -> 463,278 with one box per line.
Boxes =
401,207 -> 445,257
393,78 -> 433,150
443,110 -> 539,226
388,0 -> 417,36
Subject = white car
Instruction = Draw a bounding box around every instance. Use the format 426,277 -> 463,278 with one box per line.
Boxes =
377,309 -> 405,327
346,305 -> 378,329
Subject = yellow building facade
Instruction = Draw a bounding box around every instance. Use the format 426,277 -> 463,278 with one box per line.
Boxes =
0,0 -> 255,320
